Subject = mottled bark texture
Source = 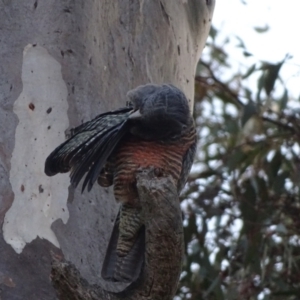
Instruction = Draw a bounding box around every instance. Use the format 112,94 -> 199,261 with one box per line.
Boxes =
51,168 -> 183,300
0,0 -> 214,298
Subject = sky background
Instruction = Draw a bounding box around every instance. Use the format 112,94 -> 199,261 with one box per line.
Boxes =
211,0 -> 300,99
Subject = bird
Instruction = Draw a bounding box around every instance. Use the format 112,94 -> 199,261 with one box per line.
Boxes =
44,83 -> 197,284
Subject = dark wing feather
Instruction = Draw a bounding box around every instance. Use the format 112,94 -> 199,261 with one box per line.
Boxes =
69,125 -> 123,190
70,107 -> 133,134
44,107 -> 133,191
80,122 -> 129,192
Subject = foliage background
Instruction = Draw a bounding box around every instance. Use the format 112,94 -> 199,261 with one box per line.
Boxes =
176,2 -> 300,299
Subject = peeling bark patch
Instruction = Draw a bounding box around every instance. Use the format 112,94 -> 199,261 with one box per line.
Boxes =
3,44 -> 70,254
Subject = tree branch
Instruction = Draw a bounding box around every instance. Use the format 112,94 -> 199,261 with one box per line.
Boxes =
197,60 -> 244,107
51,256 -> 113,300
51,168 -> 183,300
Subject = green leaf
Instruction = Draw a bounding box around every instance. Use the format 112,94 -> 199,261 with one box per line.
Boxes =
184,214 -> 198,249
262,61 -> 284,96
241,101 -> 257,127
279,88 -> 288,110
235,35 -> 246,49
242,64 -> 256,79
209,25 -> 218,40
254,24 -> 270,33
256,72 -> 265,102
272,171 -> 289,194
243,51 -> 253,57
240,180 -> 257,223
224,118 -> 239,134
267,150 -> 282,185
203,275 -> 224,299
227,148 -> 247,171
256,176 -> 269,203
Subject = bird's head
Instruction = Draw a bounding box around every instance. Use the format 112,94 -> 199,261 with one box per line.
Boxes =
126,84 -> 193,140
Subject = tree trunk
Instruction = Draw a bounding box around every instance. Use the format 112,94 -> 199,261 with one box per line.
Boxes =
0,0 -> 215,299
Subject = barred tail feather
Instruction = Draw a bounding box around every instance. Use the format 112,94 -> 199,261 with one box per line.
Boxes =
101,212 -> 145,284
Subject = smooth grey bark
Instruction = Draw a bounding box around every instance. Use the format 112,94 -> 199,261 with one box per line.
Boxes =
0,0 -> 215,299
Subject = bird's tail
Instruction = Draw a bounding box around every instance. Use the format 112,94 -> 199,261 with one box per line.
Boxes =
101,206 -> 145,284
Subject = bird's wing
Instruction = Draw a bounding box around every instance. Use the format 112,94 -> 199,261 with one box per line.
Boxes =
44,107 -> 133,192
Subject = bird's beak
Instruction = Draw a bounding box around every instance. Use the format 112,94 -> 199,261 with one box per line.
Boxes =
129,109 -> 142,120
